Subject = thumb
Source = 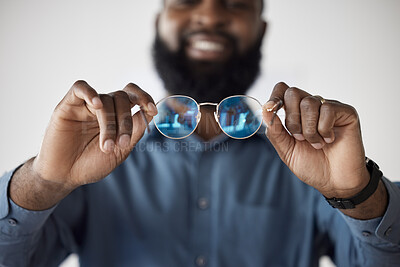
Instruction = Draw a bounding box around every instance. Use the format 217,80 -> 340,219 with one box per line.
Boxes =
129,109 -> 154,147
262,101 -> 294,160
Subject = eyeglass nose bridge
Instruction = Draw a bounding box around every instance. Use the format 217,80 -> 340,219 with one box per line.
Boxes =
197,102 -> 220,124
198,102 -> 218,107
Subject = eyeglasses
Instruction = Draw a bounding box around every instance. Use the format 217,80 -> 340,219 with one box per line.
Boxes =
153,95 -> 263,139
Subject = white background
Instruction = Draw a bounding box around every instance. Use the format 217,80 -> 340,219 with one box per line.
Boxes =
1,1 -> 399,266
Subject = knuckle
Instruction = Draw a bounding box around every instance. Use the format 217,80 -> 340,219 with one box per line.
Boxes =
285,87 -> 301,96
320,103 -> 334,114
285,114 -> 301,132
317,126 -> 331,137
126,82 -> 139,88
113,90 -> 128,99
123,83 -> 153,102
300,97 -> 318,109
271,81 -> 289,96
303,120 -> 318,135
286,122 -> 302,133
140,92 -> 154,105
106,122 -> 117,134
302,110 -> 320,124
319,106 -> 334,121
284,87 -> 297,100
72,80 -> 88,89
348,107 -> 359,123
275,81 -> 288,89
120,116 -> 133,132
303,131 -> 319,142
303,127 -> 317,137
284,87 -> 309,100
347,105 -> 358,116
124,83 -> 140,92
305,116 -> 319,128
100,94 -> 113,102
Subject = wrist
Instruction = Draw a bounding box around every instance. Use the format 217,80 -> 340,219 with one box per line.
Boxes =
31,157 -> 77,192
321,166 -> 370,199
341,180 -> 388,220
10,158 -> 75,211
322,158 -> 386,218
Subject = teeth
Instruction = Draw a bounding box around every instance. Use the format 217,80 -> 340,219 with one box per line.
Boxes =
192,40 -> 224,52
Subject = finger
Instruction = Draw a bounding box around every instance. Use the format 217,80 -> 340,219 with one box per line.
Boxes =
300,96 -> 325,149
111,90 -> 133,148
318,101 -> 359,143
263,82 -> 290,112
123,83 -> 158,116
262,107 -> 294,161
67,80 -> 103,110
283,87 -> 310,141
318,101 -> 337,144
130,109 -> 154,147
96,94 -> 117,153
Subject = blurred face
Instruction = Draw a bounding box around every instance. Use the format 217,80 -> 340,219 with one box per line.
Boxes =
153,0 -> 267,102
158,0 -> 265,63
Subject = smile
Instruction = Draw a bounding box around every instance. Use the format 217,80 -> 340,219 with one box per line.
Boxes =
191,40 -> 225,52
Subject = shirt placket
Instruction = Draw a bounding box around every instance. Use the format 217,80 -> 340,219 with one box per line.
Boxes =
191,148 -> 214,267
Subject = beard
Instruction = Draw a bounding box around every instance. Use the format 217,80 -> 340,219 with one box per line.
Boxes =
152,32 -> 263,103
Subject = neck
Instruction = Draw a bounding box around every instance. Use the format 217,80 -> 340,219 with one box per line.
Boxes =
195,106 -> 223,141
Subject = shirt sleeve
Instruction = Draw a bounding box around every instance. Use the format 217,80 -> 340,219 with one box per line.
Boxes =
0,168 -> 83,267
0,168 -> 57,235
339,177 -> 400,266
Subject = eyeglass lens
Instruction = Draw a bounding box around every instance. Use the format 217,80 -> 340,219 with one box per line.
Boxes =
153,96 -> 199,139
217,96 -> 262,139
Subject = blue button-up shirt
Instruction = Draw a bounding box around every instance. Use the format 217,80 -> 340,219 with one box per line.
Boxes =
1,128 -> 400,267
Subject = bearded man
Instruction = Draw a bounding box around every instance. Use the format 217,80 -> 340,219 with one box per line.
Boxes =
1,1 -> 399,266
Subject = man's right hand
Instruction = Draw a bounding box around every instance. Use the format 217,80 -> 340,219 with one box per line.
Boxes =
35,80 -> 157,188
10,81 -> 157,210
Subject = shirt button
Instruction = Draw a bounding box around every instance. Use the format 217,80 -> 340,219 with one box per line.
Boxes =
385,227 -> 392,236
195,255 -> 207,266
197,198 -> 209,210
8,218 -> 17,226
362,231 -> 371,237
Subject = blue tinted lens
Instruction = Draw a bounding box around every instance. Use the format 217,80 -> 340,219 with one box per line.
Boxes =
217,96 -> 262,139
154,96 -> 199,139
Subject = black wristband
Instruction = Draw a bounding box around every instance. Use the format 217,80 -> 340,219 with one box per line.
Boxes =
325,157 -> 383,209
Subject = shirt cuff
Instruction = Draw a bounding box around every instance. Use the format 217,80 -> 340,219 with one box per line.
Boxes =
341,177 -> 400,246
0,168 -> 57,237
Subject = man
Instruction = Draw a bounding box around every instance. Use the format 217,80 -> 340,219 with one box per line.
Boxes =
0,0 -> 399,266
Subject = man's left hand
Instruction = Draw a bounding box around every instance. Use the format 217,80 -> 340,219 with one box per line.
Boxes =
262,82 -> 371,200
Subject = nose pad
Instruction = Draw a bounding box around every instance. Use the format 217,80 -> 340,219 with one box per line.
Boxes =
196,112 -> 202,123
214,111 -> 219,123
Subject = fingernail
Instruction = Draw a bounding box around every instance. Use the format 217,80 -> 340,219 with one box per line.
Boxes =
311,143 -> 323,150
91,96 -> 102,107
293,134 -> 305,141
104,139 -> 115,152
324,137 -> 334,144
147,102 -> 158,116
119,134 -> 130,148
263,101 -> 277,112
